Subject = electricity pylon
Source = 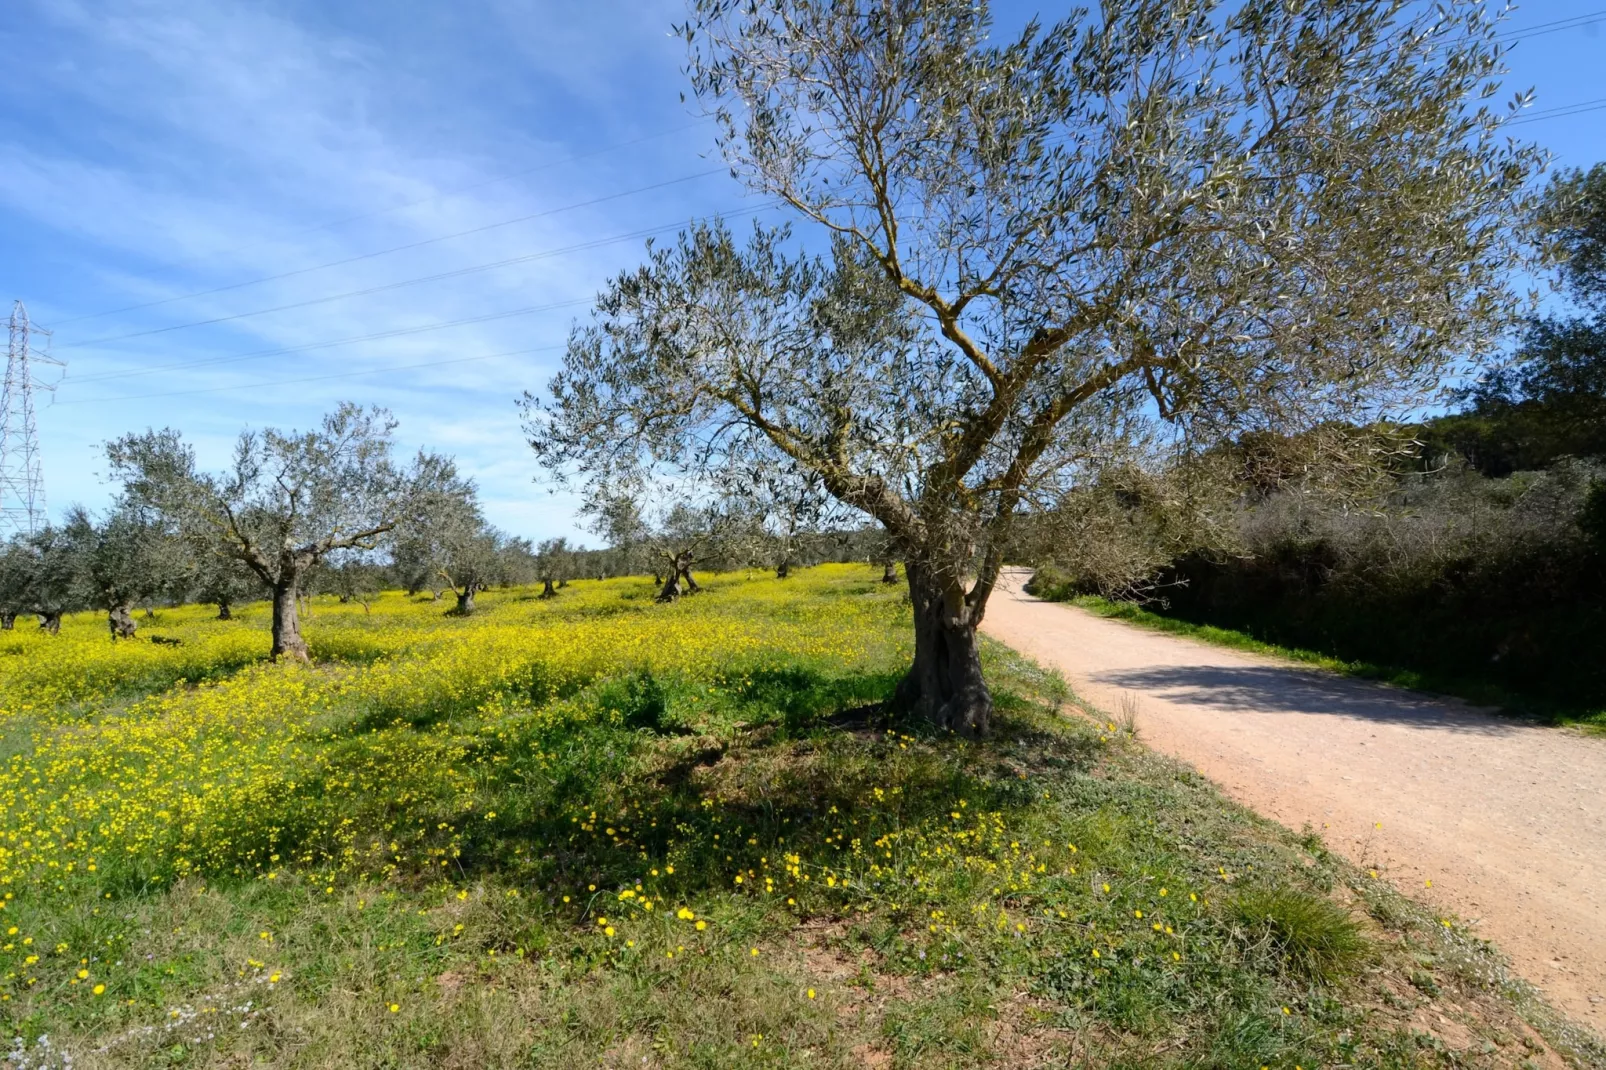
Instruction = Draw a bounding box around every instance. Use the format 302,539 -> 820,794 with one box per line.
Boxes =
0,301 -> 63,537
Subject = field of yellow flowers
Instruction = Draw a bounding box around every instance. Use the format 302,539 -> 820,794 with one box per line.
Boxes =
0,567 -> 1591,1068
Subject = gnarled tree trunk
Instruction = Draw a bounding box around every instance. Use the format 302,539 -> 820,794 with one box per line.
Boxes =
452,587 -> 477,615
679,566 -> 701,594
108,604 -> 138,640
881,561 -> 898,584
776,559 -> 791,579
38,612 -> 62,635
216,602 -> 232,621
271,583 -> 310,662
0,612 -> 14,631
539,578 -> 557,599
655,572 -> 682,603
892,560 -> 991,736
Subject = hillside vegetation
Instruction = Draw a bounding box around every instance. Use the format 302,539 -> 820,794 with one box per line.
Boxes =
1027,459 -> 1606,726
0,568 -> 1592,1068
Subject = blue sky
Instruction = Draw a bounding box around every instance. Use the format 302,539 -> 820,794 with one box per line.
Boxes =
2,1 -> 1604,542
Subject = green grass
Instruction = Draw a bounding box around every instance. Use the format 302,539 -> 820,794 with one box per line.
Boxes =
0,569 -> 1598,1068
1065,593 -> 1606,732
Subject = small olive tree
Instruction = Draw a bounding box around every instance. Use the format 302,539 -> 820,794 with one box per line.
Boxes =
532,537 -> 574,599
581,487 -> 724,599
63,503 -> 182,639
189,550 -> 263,620
109,403 -> 455,660
0,539 -> 29,630
526,0 -> 1540,735
6,527 -> 80,634
438,523 -> 507,615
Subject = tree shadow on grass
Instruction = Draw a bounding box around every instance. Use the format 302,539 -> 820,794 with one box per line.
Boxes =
437,669 -> 1101,906
723,666 -> 904,733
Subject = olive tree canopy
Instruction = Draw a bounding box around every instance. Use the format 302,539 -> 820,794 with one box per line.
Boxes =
0,527 -> 80,633
526,0 -> 1542,735
109,403 -> 456,660
62,503 -> 183,639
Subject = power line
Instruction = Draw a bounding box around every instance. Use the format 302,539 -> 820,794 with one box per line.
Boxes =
55,344 -> 565,407
1514,95 -> 1606,118
1496,10 -> 1606,42
1508,97 -> 1606,126
53,167 -> 725,348
1493,8 -> 1606,36
65,298 -> 593,386
49,118 -> 711,328
52,203 -> 777,350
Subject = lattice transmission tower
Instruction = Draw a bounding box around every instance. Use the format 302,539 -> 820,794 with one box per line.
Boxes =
0,301 -> 63,537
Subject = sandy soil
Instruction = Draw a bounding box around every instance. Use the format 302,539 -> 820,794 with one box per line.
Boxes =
981,569 -> 1606,1034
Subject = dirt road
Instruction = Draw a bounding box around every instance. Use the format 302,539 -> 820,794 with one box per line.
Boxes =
982,570 -> 1606,1033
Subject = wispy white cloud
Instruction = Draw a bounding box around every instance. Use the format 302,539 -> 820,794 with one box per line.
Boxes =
1,0 -> 742,541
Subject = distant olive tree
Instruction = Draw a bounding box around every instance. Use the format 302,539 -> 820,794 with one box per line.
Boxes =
188,550 -> 263,621
532,537 -> 575,600
729,463 -> 839,579
646,499 -> 739,602
581,487 -> 726,600
319,553 -> 388,613
438,519 -> 507,616
0,539 -> 29,630
584,491 -> 653,579
63,504 -> 182,639
7,527 -> 80,634
526,0 -> 1540,735
109,403 -> 456,660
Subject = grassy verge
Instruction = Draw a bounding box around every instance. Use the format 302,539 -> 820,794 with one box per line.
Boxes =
1057,592 -> 1606,733
0,568 -> 1598,1067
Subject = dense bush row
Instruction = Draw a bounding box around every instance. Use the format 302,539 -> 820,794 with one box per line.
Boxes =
1157,465 -> 1604,710
1029,458 -> 1606,715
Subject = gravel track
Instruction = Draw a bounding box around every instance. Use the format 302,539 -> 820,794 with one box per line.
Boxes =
982,569 -> 1606,1033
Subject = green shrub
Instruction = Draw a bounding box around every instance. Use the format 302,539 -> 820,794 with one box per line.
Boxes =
1231,886 -> 1368,983
593,668 -> 671,732
1023,565 -> 1076,600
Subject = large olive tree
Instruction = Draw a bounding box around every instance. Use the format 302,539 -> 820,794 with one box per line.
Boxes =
109,403 -> 456,660
526,0 -> 1541,734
